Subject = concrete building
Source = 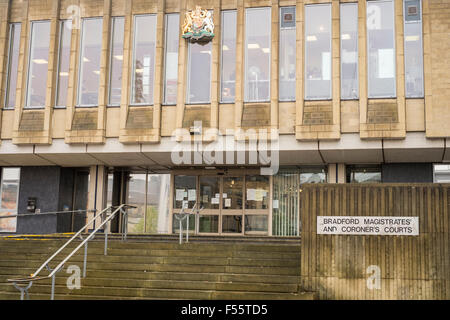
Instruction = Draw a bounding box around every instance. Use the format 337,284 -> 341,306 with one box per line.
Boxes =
0,0 -> 448,237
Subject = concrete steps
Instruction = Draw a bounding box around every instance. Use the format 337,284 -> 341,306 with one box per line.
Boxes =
0,235 -> 315,300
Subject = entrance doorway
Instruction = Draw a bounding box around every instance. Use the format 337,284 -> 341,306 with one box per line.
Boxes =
172,172 -> 270,236
105,169 -> 171,234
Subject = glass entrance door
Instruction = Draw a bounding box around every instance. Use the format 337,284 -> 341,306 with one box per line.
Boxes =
221,176 -> 244,235
198,176 -> 220,234
172,173 -> 270,236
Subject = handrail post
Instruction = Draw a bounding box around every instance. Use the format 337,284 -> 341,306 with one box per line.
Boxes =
46,264 -> 62,300
83,242 -> 88,278
186,215 -> 189,243
12,282 -> 33,300
124,209 -> 128,241
50,274 -> 56,300
179,215 -> 182,245
104,221 -> 108,256
120,208 -> 128,242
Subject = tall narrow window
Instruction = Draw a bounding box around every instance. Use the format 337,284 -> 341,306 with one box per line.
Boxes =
404,0 -> 424,98
367,0 -> 396,98
26,21 -> 51,108
340,3 -> 359,100
78,18 -> 103,106
55,20 -> 72,107
245,7 -> 271,102
163,13 -> 179,105
220,10 -> 236,103
186,41 -> 212,104
305,4 -> 332,100
131,14 -> 157,105
4,23 -> 21,109
0,168 -> 20,233
279,7 -> 296,101
108,17 -> 125,106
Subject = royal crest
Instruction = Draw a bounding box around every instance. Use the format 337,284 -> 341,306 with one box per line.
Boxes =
182,6 -> 214,43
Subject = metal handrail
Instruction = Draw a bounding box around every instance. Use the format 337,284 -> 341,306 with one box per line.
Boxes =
174,202 -> 203,244
7,204 -> 136,300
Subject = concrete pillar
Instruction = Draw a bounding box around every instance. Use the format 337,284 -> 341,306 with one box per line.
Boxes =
87,165 -> 107,231
328,163 -> 346,183
327,164 -> 337,183
337,163 -> 346,183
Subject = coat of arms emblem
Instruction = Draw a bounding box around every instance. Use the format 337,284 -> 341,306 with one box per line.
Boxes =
182,6 -> 214,43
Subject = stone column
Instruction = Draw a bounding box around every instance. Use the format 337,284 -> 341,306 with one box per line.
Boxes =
0,0 -> 11,140
12,0 -> 29,137
234,0 -> 244,131
87,165 -> 108,231
328,163 -> 346,183
65,0 -> 81,138
97,0 -> 112,142
209,0 -> 221,138
294,0 -> 304,136
119,0 -> 132,135
270,0 -> 279,131
152,0 -> 166,137
175,0 -> 188,132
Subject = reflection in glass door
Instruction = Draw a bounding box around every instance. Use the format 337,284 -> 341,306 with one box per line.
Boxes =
126,172 -> 171,234
221,177 -> 243,234
172,175 -> 196,234
244,176 -> 269,234
198,176 -> 220,234
127,173 -> 146,233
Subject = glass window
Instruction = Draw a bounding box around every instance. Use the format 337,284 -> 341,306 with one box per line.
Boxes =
272,167 -> 327,236
245,175 -> 269,210
244,7 -> 271,102
55,20 -> 72,107
279,6 -> 296,101
404,0 -> 424,98
300,167 -> 327,183
198,215 -> 219,233
199,176 -> 219,210
346,165 -> 382,183
127,173 -> 171,234
222,215 -> 242,233
26,21 -> 51,108
0,168 -> 20,233
146,174 -> 171,234
108,17 -> 125,106
131,14 -> 157,105
340,3 -> 359,100
127,173 -> 146,233
367,0 -> 396,98
223,177 -> 243,210
305,4 -> 332,100
273,170 -> 299,236
220,10 -> 237,103
434,164 -> 450,183
186,41 -> 212,104
4,23 -> 21,109
78,18 -> 103,106
245,215 -> 268,232
163,13 -> 179,105
173,175 -> 196,209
